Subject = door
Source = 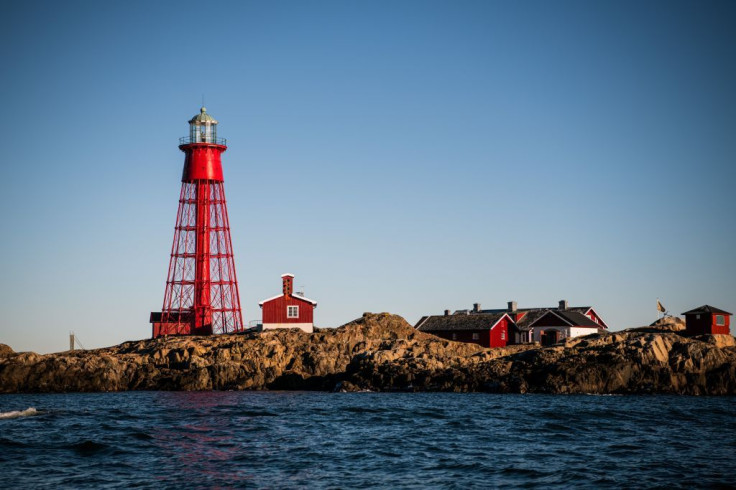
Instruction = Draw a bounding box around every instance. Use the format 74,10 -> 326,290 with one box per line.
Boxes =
541,329 -> 559,346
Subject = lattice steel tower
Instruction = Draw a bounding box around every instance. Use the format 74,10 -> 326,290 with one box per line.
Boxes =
150,107 -> 243,337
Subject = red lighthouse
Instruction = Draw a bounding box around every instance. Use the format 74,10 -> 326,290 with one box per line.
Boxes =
150,107 -> 244,337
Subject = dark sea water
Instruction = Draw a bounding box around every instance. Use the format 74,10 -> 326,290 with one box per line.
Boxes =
1,392 -> 735,489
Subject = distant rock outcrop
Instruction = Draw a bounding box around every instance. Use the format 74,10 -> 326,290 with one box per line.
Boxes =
646,316 -> 686,331
0,344 -> 14,358
0,313 -> 734,394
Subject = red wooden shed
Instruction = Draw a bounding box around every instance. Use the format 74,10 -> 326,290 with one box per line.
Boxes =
415,311 -> 513,348
681,305 -> 732,336
259,274 -> 317,333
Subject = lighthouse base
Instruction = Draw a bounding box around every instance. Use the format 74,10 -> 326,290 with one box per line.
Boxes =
150,311 -> 214,337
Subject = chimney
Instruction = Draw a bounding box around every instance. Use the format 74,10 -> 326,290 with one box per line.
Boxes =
559,299 -> 568,310
282,273 -> 294,296
508,301 -> 517,313
473,303 -> 481,313
444,309 -> 450,316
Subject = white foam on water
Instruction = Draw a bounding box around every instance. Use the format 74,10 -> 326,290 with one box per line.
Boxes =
0,407 -> 39,419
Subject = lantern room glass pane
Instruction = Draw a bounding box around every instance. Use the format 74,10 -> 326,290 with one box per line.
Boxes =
187,123 -> 218,143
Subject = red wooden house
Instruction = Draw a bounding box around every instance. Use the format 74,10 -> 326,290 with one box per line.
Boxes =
525,310 -> 604,345
479,300 -> 607,343
259,274 -> 317,333
415,308 -> 513,348
681,305 -> 732,336
416,300 -> 609,348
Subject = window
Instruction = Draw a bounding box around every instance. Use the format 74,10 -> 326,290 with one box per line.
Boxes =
452,333 -> 457,340
501,331 -> 505,340
472,333 -> 479,340
716,315 -> 725,326
287,305 -> 299,318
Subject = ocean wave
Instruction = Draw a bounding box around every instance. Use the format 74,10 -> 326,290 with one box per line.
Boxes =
69,440 -> 109,455
238,409 -> 279,417
0,392 -> 734,488
0,407 -> 39,420
0,437 -> 29,447
129,431 -> 154,441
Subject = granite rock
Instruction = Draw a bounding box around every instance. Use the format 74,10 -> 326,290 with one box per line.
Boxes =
1,313 -> 734,395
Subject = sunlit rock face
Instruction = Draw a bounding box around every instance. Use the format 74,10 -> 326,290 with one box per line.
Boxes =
0,344 -> 14,358
1,313 -> 735,395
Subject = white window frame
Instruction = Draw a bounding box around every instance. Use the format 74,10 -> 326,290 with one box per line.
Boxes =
716,315 -> 725,326
287,305 -> 299,318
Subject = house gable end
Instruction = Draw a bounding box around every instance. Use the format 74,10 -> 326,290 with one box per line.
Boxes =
583,307 -> 609,329
528,310 -> 574,328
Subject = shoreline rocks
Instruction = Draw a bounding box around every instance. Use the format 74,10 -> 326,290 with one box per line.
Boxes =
1,313 -> 735,395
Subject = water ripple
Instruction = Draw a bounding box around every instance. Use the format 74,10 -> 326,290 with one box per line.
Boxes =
0,392 -> 735,488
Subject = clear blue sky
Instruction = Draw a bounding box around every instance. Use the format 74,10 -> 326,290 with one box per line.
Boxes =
1,1 -> 734,353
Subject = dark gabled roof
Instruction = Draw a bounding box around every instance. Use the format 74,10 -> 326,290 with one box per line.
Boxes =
567,306 -> 594,315
424,305 -> 608,332
570,306 -> 609,328
555,311 -> 602,328
681,305 -> 733,316
514,309 -> 602,331
480,306 -> 592,315
416,313 -> 510,332
489,305 -> 608,330
514,309 -> 550,329
523,310 -> 602,330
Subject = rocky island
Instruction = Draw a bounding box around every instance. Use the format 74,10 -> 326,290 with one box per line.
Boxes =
1,313 -> 735,394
